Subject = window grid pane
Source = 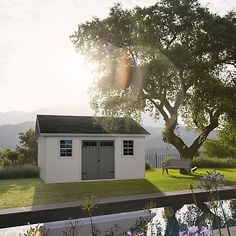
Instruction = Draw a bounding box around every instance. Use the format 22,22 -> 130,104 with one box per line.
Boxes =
60,140 -> 72,157
60,140 -> 72,149
123,140 -> 134,156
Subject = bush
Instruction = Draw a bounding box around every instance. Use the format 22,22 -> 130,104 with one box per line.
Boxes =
203,139 -> 236,158
0,149 -> 20,167
0,157 -> 12,167
16,128 -> 37,165
145,160 -> 152,170
192,157 -> 236,168
0,165 -> 39,179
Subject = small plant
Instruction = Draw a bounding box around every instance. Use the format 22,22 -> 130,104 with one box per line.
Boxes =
179,225 -> 213,236
144,201 -> 161,236
62,218 -> 80,236
199,170 -> 231,236
187,170 -> 232,236
144,201 -> 156,214
19,224 -> 48,236
129,216 -> 151,236
145,160 -> 152,170
163,207 -> 174,220
80,195 -> 99,236
199,170 -> 225,191
104,224 -> 123,236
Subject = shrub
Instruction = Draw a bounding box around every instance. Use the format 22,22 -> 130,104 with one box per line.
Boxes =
145,160 -> 152,170
16,128 -> 37,165
0,157 -> 12,167
0,165 -> 39,179
192,157 -> 236,168
5,150 -> 19,166
203,139 -> 236,158
0,149 -> 20,167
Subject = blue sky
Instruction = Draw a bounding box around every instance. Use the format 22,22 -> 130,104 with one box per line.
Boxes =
0,0 -> 235,114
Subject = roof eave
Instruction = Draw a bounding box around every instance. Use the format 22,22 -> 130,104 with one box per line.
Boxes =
35,117 -> 41,138
38,133 -> 150,137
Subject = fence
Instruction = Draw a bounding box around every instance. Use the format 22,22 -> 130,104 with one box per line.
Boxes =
145,153 -> 180,168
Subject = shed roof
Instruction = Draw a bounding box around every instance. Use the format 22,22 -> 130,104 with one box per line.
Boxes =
36,115 -> 150,135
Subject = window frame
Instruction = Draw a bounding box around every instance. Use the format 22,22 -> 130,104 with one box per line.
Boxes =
59,139 -> 73,158
122,140 -> 134,156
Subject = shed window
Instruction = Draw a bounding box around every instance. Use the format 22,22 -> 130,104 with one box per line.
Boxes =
100,141 -> 114,147
123,140 -> 134,156
60,140 -> 72,157
83,141 -> 97,147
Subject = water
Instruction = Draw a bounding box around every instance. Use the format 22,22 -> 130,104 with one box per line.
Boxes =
147,199 -> 236,236
0,199 -> 235,235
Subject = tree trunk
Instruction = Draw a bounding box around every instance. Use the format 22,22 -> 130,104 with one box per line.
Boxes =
197,202 -> 222,229
164,207 -> 181,236
162,116 -> 219,175
178,147 -> 197,174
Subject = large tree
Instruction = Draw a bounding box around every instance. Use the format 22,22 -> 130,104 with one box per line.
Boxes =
71,0 -> 236,166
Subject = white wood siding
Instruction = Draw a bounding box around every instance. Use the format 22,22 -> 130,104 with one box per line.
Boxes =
115,138 -> 145,180
38,136 -> 145,183
37,137 -> 46,181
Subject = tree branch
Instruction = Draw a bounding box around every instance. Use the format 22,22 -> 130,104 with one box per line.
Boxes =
162,97 -> 174,115
162,125 -> 189,155
128,47 -> 137,67
165,34 -> 177,50
148,97 -> 169,122
189,111 -> 220,155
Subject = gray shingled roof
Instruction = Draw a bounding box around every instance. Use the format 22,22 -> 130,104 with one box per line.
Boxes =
36,115 -> 150,135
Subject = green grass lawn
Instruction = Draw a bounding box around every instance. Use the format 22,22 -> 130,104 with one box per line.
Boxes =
0,168 -> 235,210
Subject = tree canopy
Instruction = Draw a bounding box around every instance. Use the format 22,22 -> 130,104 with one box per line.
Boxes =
16,128 -> 37,165
203,121 -> 236,158
71,0 -> 236,160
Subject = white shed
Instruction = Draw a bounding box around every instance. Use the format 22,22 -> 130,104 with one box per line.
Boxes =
36,115 -> 150,183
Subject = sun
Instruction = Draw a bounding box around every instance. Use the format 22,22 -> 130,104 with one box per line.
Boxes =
69,53 -> 95,90
58,52 -> 98,108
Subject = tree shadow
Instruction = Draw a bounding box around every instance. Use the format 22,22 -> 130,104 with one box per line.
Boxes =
216,168 -> 236,172
163,172 -> 203,180
165,170 -> 236,185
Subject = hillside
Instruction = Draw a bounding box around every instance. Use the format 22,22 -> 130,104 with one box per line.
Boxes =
144,126 -> 218,155
0,120 -> 217,152
0,122 -> 35,149
0,105 -> 90,126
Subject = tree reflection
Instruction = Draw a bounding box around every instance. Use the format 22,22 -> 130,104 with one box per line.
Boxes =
161,199 -> 236,236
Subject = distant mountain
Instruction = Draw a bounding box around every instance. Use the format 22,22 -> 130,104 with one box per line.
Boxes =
0,122 -> 35,149
144,125 -> 218,155
0,105 -> 93,126
0,106 -> 164,127
0,108 -> 217,152
0,111 -> 36,126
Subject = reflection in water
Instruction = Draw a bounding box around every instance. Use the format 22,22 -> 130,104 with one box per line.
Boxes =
148,199 -> 236,236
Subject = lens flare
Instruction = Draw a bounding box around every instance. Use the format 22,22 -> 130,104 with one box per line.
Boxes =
115,48 -> 131,89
